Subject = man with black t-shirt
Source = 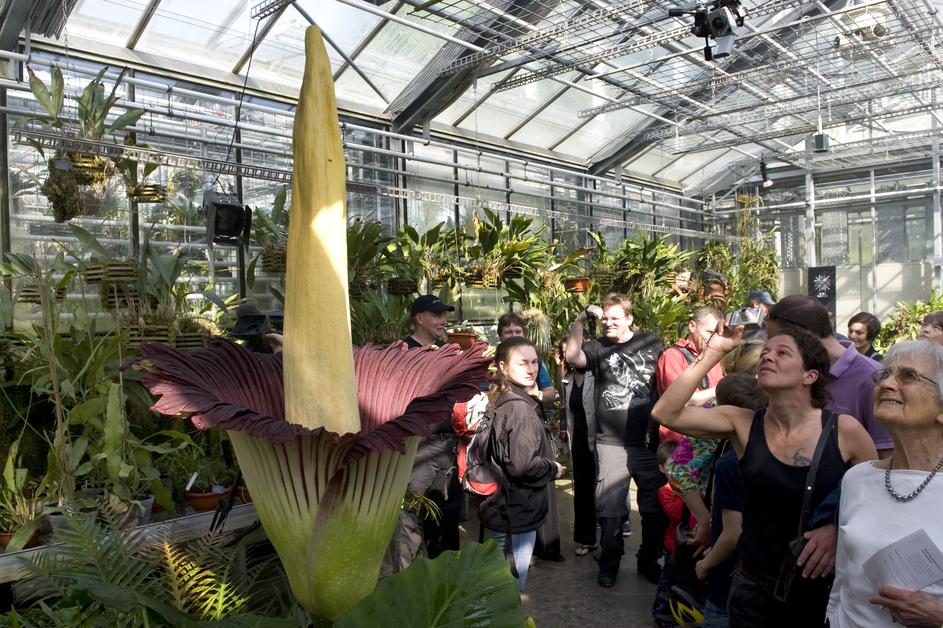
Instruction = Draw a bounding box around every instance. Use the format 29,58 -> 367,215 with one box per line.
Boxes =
566,293 -> 665,588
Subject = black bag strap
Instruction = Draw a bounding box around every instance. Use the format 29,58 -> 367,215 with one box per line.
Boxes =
673,345 -> 711,390
796,410 -> 838,537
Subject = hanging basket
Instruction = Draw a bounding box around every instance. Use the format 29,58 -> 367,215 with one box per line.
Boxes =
99,283 -> 140,310
127,184 -> 168,204
594,271 -> 614,292
261,245 -> 287,273
84,260 -> 136,284
428,275 -> 450,291
18,282 -> 66,304
388,276 -> 419,296
68,153 -> 114,187
464,270 -> 499,290
174,330 -> 208,352
127,324 -> 172,346
563,276 -> 590,293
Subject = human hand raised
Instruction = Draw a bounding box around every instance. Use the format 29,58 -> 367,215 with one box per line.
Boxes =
581,304 -> 603,320
703,319 -> 744,355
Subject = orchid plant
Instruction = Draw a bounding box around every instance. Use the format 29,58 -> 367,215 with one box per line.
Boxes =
131,26 -> 490,623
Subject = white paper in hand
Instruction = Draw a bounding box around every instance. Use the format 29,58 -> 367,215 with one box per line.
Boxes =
863,528 -> 943,591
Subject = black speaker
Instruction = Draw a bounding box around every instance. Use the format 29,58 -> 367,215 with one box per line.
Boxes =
811,133 -> 830,153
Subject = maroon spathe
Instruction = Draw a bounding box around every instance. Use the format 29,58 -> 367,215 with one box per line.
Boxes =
131,337 -> 491,464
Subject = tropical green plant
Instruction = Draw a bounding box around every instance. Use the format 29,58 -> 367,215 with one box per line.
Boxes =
11,514 -> 302,625
334,541 -> 527,627
349,289 -> 413,345
0,439 -> 45,551
873,290 -> 943,353
24,65 -> 144,222
346,218 -> 390,296
384,223 -> 463,294
248,186 -> 290,282
465,208 -> 549,289
0,253 -> 80,503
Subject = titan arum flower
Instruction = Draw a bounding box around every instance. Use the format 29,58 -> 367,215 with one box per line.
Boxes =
133,26 -> 490,621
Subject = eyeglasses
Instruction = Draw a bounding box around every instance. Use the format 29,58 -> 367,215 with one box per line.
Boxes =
870,367 -> 939,388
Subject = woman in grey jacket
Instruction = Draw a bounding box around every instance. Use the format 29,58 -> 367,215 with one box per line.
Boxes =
479,336 -> 565,591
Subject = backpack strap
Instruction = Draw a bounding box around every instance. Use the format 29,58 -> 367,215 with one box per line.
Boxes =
672,345 -> 711,390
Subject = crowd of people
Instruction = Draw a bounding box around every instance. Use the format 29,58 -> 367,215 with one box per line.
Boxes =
382,291 -> 943,628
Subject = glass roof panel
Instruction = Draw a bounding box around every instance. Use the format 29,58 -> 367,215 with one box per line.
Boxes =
432,67 -> 514,125
455,70 -> 582,138
135,0 -> 253,74
249,0 -> 391,87
348,4 -> 459,106
66,0 -> 146,47
334,69 -> 389,110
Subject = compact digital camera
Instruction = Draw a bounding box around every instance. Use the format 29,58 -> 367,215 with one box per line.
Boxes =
729,306 -> 764,326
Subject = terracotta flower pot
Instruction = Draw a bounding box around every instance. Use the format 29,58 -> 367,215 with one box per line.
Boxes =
185,487 -> 232,512
563,276 -> 590,293
236,485 -> 252,503
0,528 -> 40,551
447,332 -> 478,350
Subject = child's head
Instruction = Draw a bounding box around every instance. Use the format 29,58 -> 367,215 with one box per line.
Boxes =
716,372 -> 768,411
656,440 -> 679,473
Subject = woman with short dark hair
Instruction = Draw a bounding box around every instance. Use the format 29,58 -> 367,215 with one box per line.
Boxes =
848,312 -> 882,361
652,326 -> 877,627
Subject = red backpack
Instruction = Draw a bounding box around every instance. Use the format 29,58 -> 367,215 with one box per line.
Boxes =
452,392 -> 499,496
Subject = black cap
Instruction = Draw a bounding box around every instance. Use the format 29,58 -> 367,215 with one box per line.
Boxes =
232,302 -> 269,338
410,294 -> 455,316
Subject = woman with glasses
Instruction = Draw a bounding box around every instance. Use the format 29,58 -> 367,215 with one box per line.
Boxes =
827,340 -> 943,627
652,326 -> 877,627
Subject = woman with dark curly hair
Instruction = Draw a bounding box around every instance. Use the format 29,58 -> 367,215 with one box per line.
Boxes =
652,326 -> 877,627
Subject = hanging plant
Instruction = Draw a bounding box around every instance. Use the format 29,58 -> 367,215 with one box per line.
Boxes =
40,158 -> 84,223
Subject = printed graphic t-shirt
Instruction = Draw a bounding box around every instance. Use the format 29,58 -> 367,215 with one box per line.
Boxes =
582,333 -> 663,447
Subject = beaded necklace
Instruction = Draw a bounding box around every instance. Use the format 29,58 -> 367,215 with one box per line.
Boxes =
884,455 -> 943,502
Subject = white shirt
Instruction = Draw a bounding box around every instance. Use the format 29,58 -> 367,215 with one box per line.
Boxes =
828,461 -> 943,628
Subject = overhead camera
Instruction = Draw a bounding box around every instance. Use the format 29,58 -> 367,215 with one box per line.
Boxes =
668,0 -> 745,61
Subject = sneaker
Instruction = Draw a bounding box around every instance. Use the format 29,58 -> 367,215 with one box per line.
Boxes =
622,520 -> 632,537
597,571 -> 617,588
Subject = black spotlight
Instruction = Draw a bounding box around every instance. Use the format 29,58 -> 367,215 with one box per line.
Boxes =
760,158 -> 773,188
202,190 -> 252,247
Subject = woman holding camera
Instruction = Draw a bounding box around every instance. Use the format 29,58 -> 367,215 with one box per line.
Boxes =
652,325 -> 876,627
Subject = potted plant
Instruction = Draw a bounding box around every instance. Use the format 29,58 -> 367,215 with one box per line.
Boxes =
0,441 -> 45,551
446,323 -> 480,350
184,457 -> 234,512
248,186 -> 290,278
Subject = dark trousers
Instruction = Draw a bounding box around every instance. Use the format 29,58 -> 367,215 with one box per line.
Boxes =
381,434 -> 458,575
727,566 -> 831,628
570,427 -> 597,547
596,443 -> 667,575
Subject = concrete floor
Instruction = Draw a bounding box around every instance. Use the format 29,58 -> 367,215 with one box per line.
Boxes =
464,478 -> 658,627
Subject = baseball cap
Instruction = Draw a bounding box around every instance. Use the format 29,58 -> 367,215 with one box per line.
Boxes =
747,290 -> 775,306
410,294 -> 455,316
232,302 -> 269,338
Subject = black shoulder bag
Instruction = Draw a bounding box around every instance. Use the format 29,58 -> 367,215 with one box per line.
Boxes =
772,410 -> 838,603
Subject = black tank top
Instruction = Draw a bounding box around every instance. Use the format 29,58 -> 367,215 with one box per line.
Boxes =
737,408 -> 846,577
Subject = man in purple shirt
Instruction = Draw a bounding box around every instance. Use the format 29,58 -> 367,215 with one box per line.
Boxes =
765,295 -> 893,456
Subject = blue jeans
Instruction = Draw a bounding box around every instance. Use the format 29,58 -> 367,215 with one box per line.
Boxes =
488,529 -> 537,591
702,599 -> 729,628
